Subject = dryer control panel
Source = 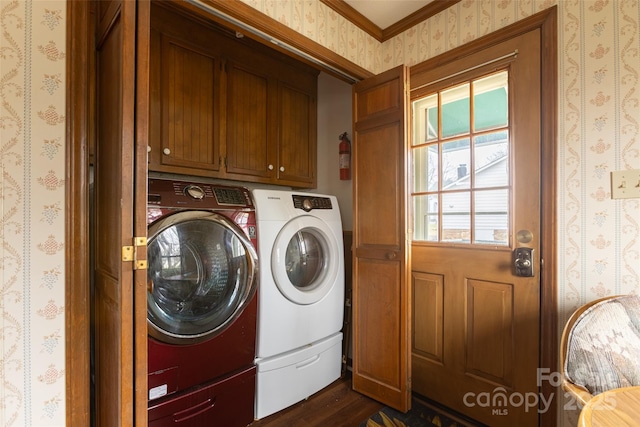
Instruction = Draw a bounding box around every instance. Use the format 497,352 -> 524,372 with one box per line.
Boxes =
148,179 -> 253,209
292,195 -> 333,212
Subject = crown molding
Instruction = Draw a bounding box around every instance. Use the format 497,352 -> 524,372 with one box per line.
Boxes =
383,0 -> 462,40
320,0 -> 383,41
321,0 -> 462,43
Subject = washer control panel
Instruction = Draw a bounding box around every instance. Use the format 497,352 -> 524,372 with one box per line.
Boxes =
184,184 -> 206,200
292,195 -> 333,212
148,179 -> 253,208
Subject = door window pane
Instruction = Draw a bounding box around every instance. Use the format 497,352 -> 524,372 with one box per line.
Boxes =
473,72 -> 508,131
411,70 -> 510,246
441,83 -> 470,138
413,144 -> 439,192
413,94 -> 438,143
442,192 -> 470,243
442,138 -> 470,190
474,131 -> 508,188
474,189 -> 509,245
414,194 -> 439,241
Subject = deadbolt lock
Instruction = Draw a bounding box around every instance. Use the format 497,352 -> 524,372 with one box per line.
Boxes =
513,247 -> 534,277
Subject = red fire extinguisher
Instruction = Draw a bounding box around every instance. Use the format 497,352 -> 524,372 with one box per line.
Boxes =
339,132 -> 351,180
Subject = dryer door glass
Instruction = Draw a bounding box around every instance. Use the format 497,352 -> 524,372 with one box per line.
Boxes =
285,230 -> 324,289
271,216 -> 341,305
147,212 -> 257,344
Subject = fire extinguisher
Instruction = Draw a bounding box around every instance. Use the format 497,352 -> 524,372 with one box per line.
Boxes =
339,132 -> 351,180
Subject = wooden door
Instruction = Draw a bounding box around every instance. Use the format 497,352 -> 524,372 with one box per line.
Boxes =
352,65 -> 412,412
410,30 -> 542,427
93,0 -> 149,425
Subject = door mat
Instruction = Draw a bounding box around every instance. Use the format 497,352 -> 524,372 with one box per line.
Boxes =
360,397 -> 483,427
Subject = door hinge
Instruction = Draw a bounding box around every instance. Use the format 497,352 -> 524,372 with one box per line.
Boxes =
122,236 -> 148,270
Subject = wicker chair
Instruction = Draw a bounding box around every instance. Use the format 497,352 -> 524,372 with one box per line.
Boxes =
560,295 -> 640,407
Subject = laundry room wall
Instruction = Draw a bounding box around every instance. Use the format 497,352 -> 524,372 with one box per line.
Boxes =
315,72 -> 353,232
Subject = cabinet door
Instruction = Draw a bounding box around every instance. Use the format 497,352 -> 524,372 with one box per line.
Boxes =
149,33 -> 221,175
276,81 -> 317,187
225,61 -> 275,180
148,3 -> 318,188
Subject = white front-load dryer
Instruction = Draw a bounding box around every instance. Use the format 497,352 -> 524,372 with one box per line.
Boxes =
252,189 -> 345,419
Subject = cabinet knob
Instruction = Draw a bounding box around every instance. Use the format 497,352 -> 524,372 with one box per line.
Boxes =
163,148 -> 171,155
279,166 -> 285,172
268,164 -> 274,170
147,145 -> 151,153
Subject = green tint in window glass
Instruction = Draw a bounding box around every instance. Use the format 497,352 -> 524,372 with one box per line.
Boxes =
441,84 -> 469,138
473,72 -> 508,131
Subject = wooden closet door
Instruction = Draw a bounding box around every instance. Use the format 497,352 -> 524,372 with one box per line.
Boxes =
352,65 -> 412,412
93,0 -> 149,425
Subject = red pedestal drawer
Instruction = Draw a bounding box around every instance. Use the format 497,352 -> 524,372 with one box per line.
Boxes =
148,365 -> 255,427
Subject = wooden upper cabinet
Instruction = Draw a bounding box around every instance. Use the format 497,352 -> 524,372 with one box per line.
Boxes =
149,31 -> 222,175
225,61 -> 274,181
276,80 -> 317,187
225,60 -> 317,187
148,3 -> 318,188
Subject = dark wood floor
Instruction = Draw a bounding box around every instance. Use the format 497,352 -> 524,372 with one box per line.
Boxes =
248,374 -> 383,427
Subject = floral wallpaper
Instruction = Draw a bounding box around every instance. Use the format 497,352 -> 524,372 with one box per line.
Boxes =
1,0 -> 638,426
1,0 -> 66,426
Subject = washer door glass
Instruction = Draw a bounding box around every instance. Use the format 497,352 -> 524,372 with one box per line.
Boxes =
147,211 -> 257,344
271,216 -> 340,305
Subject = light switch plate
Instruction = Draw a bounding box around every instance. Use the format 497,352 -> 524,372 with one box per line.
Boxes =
611,169 -> 640,199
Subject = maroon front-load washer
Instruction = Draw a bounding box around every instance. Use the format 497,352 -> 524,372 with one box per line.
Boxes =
146,178 -> 258,427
